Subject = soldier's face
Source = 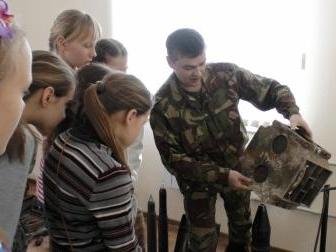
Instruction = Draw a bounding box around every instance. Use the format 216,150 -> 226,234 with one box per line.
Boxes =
168,52 -> 206,92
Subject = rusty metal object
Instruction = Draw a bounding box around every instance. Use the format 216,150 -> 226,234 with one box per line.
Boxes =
240,120 -> 332,209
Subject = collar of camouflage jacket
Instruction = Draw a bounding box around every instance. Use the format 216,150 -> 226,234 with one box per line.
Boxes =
168,72 -> 211,108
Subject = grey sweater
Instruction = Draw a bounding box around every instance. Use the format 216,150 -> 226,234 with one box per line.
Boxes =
0,126 -> 36,247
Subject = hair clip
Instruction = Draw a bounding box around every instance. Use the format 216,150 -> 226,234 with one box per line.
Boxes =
0,0 -> 14,39
96,81 -> 105,94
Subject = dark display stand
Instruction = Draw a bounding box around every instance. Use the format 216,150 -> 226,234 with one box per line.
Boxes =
313,184 -> 336,252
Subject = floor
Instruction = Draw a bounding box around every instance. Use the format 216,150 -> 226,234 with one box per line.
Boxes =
166,222 -> 227,252
27,222 -> 288,252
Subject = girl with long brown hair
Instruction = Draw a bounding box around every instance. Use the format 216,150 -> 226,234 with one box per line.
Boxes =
0,50 -> 75,250
43,73 -> 152,251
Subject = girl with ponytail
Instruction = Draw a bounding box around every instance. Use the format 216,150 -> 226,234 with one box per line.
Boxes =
43,73 -> 152,251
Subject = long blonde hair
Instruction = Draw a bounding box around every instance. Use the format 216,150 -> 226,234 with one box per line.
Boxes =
0,25 -> 25,82
83,73 -> 152,165
1,23 -> 30,159
49,9 -> 101,52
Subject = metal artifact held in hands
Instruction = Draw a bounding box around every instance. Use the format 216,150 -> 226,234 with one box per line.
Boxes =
240,120 -> 332,209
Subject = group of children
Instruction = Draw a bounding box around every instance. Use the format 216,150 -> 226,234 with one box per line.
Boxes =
0,2 -> 148,251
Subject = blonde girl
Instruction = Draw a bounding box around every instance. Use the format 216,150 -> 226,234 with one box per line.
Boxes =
49,9 -> 101,70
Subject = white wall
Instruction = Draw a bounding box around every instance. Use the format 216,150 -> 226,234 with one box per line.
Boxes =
304,0 -> 336,164
8,0 -> 112,50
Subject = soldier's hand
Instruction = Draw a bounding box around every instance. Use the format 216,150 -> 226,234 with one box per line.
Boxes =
289,114 -> 312,139
228,170 -> 252,190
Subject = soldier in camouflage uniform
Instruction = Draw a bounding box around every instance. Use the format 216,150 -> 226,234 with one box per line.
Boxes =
150,28 -> 312,252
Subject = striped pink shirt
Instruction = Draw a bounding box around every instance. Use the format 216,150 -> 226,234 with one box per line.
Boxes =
36,158 -> 45,204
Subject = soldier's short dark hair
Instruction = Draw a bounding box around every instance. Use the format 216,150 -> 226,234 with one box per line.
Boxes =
166,28 -> 205,60
93,38 -> 127,63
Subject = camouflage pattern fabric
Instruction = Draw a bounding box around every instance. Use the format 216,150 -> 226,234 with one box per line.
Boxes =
181,184 -> 251,251
150,63 -> 300,251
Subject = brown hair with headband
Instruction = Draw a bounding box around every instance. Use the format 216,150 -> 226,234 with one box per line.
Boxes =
6,51 -> 76,161
83,73 -> 152,165
28,50 -> 76,99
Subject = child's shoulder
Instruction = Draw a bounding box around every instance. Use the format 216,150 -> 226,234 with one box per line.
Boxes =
58,131 -> 125,177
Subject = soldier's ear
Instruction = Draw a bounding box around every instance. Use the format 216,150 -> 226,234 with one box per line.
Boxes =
167,56 -> 175,69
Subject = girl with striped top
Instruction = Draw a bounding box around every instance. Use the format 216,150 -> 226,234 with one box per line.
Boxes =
36,63 -> 112,205
43,73 -> 152,251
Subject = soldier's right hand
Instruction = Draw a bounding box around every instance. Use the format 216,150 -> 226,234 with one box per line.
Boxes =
228,170 -> 251,190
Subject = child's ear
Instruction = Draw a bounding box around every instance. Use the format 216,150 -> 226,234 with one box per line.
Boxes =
125,109 -> 137,124
41,87 -> 55,107
55,35 -> 67,52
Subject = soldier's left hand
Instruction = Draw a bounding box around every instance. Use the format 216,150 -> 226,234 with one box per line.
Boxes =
289,114 -> 312,139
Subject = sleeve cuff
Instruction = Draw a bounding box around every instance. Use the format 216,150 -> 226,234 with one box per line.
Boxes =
217,167 -> 229,186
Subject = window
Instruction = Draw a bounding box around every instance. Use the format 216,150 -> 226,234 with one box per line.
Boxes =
111,0 -> 312,124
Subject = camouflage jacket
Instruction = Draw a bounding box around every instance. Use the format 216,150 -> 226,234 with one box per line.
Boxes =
150,63 -> 299,187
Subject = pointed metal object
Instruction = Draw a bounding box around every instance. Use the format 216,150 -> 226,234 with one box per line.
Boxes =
147,195 -> 157,252
252,204 -> 271,252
